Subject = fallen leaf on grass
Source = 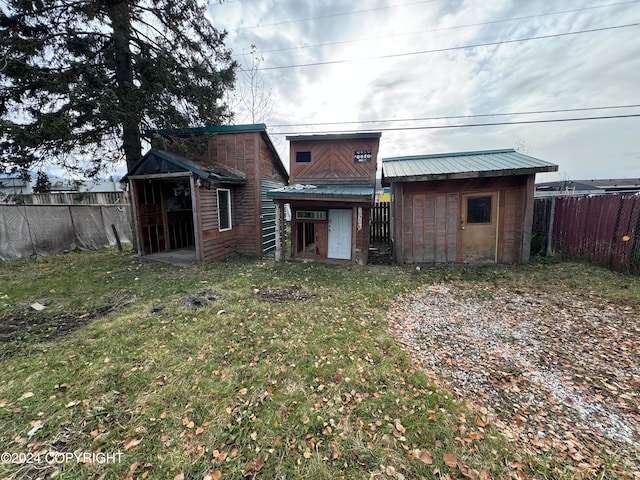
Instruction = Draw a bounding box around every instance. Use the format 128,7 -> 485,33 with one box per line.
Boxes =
244,457 -> 265,476
204,470 -> 222,480
443,453 -> 457,468
418,448 -> 433,464
123,437 -> 143,450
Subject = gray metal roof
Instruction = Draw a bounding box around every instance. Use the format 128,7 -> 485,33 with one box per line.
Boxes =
382,149 -> 558,181
267,184 -> 374,200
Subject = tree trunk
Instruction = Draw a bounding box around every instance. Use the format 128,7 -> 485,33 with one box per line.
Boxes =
108,1 -> 142,172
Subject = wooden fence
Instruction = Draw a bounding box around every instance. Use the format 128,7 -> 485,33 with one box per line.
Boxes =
534,195 -> 640,273
370,202 -> 391,244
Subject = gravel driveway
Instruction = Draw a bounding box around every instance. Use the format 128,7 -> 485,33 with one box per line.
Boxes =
387,282 -> 640,477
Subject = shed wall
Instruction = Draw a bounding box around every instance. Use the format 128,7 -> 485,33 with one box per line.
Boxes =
393,175 -> 533,264
290,138 -> 378,185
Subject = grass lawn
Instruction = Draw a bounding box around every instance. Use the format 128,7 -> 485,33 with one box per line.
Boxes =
0,249 -> 638,479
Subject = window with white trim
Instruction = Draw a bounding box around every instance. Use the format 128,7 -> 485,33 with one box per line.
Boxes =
217,188 -> 232,231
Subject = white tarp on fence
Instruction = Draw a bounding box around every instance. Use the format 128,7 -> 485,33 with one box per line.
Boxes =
0,205 -> 133,261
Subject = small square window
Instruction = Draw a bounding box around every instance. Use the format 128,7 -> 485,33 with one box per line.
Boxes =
217,188 -> 232,231
296,151 -> 311,163
467,196 -> 491,223
354,150 -> 372,163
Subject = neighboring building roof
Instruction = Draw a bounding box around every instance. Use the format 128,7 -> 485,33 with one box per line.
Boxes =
286,132 -> 382,142
267,184 -> 375,201
536,178 -> 640,196
382,149 -> 558,182
121,149 -> 247,184
144,123 -> 288,182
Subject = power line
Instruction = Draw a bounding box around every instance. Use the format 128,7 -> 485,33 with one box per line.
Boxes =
269,104 -> 640,128
252,22 -> 640,71
231,0 -> 437,31
257,1 -> 640,55
269,114 -> 640,135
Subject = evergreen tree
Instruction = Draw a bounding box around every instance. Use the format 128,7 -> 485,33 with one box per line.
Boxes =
32,169 -> 51,193
0,0 -> 237,175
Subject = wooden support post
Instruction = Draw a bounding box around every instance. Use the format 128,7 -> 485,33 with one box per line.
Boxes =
545,196 -> 555,257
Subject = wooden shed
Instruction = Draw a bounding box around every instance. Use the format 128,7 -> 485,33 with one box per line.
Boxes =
122,124 -> 288,264
382,149 -> 558,264
268,132 -> 381,265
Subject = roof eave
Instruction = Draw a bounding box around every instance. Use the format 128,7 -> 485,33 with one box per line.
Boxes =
385,165 -> 559,182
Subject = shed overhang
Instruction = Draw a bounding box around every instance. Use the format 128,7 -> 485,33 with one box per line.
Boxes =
267,184 -> 375,204
121,149 -> 247,184
382,149 -> 558,183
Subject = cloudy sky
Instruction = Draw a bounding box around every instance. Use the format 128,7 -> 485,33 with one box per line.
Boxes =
210,0 -> 640,182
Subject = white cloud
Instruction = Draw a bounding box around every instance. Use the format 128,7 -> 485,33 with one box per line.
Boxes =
212,0 -> 640,180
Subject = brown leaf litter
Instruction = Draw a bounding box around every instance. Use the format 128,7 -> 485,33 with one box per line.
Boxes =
388,282 -> 640,477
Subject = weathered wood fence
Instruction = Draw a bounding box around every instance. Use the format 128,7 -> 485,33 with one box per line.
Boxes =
534,195 -> 640,273
370,202 -> 391,244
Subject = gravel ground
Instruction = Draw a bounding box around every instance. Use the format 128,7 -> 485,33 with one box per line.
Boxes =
387,282 -> 640,478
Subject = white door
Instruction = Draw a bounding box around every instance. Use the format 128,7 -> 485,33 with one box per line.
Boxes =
328,209 -> 352,260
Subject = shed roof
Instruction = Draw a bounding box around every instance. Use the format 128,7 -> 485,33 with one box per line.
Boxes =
143,123 -> 288,182
121,149 -> 247,184
146,123 -> 269,137
286,132 -> 382,142
382,149 -> 558,182
267,184 -> 374,201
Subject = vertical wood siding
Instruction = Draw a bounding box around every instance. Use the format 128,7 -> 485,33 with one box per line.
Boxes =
290,138 -> 378,185
393,176 -> 531,264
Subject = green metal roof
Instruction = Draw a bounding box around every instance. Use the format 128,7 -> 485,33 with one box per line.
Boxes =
145,123 -> 268,137
121,149 -> 247,184
382,149 -> 558,181
286,132 -> 382,142
267,184 -> 374,200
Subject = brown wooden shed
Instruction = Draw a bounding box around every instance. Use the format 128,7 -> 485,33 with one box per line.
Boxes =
122,124 -> 288,264
382,149 -> 558,264
268,132 -> 381,265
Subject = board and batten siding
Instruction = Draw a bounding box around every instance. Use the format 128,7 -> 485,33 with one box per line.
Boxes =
393,175 -> 531,264
197,185 -> 237,262
290,138 -> 378,185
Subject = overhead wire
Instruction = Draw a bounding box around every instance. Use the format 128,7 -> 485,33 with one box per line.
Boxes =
249,22 -> 640,71
256,1 -> 640,54
230,0 -> 438,31
269,114 -> 640,135
269,104 -> 640,127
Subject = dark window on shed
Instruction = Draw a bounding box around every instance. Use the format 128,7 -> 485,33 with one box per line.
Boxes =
296,151 -> 311,163
467,196 -> 492,223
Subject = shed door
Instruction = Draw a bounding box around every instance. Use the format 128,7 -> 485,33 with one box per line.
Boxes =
459,192 -> 498,262
328,209 -> 352,260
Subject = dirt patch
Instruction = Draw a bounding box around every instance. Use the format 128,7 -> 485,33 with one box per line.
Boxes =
0,296 -> 132,353
388,283 -> 640,477
256,285 -> 312,303
183,288 -> 219,309
368,243 -> 393,265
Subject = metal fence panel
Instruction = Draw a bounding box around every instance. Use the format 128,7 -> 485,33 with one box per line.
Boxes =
535,194 -> 640,273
